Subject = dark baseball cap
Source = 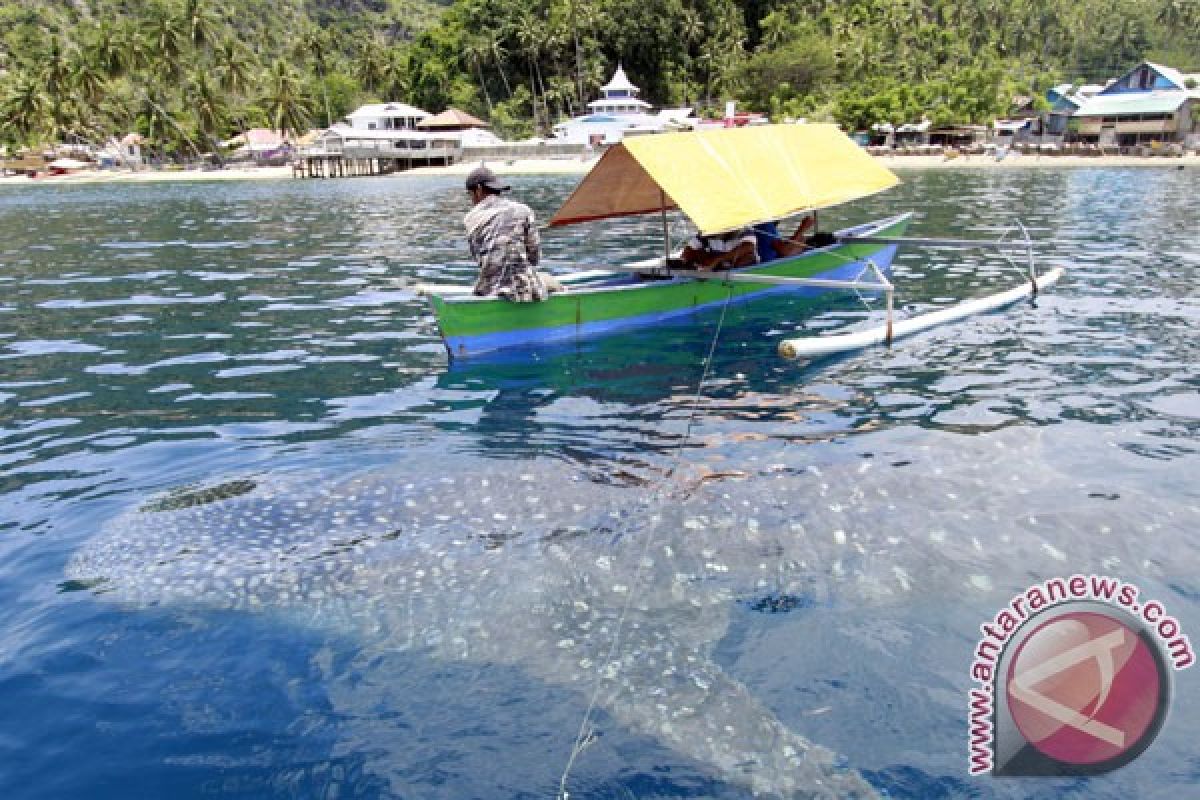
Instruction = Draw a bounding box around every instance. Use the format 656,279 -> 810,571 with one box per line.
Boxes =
464,165 -> 510,192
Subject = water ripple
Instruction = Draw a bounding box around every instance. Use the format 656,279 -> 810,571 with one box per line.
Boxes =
0,171 -> 1198,800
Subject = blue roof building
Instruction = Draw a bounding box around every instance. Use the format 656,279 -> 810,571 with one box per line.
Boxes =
1072,61 -> 1199,148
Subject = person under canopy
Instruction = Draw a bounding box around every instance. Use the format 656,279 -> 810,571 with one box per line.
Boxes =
680,227 -> 759,270
752,214 -> 816,263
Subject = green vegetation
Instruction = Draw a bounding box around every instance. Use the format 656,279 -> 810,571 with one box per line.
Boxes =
2,0 -> 1197,155
0,0 -> 447,153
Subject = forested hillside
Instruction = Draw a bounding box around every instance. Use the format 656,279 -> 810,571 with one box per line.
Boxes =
0,0 -> 448,151
1,0 -> 1197,152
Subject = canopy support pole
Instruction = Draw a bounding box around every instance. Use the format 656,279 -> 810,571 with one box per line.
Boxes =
659,191 -> 670,267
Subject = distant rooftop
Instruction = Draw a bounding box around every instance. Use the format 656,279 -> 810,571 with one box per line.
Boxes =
599,65 -> 640,96
347,103 -> 430,120
1143,61 -> 1187,91
418,108 -> 488,129
1074,91 -> 1190,117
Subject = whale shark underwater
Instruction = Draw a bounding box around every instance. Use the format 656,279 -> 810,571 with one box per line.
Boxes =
67,447 -> 887,798
66,425 -> 1192,798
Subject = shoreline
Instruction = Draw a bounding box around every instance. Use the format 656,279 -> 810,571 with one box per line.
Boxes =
3,152 -> 1198,188
410,152 -> 1200,174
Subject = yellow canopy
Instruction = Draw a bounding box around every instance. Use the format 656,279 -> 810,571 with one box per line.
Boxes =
549,124 -> 899,235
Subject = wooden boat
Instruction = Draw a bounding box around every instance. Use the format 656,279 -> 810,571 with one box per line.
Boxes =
420,124 -> 1061,360
419,124 -> 906,358
426,213 -> 910,358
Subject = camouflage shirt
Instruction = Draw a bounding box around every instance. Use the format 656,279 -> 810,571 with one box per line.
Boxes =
463,194 -> 546,303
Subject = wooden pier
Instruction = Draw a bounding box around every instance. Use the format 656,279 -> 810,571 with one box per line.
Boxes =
294,129 -> 459,179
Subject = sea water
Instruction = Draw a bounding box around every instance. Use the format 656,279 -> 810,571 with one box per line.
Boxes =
0,167 -> 1197,798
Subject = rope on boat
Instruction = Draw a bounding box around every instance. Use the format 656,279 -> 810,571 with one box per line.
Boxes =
752,226 -> 897,334
556,282 -> 737,800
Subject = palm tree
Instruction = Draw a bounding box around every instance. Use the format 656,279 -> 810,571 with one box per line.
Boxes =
116,18 -> 151,75
463,34 -> 495,114
135,90 -> 177,154
69,50 -> 108,109
261,58 -> 312,139
512,13 -> 550,130
183,0 -> 221,51
186,68 -> 227,145
296,25 -> 333,128
678,6 -> 706,103
568,0 -> 585,108
145,4 -> 187,73
41,37 -> 73,98
380,48 -> 411,100
486,32 -> 513,99
214,37 -> 255,96
38,38 -> 80,141
2,71 -> 52,145
357,38 -> 388,95
85,21 -> 127,79
757,10 -> 787,51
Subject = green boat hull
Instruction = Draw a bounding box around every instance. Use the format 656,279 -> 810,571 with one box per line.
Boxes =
430,213 -> 911,358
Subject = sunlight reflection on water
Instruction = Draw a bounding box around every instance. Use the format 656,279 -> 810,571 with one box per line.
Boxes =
0,168 -> 1198,799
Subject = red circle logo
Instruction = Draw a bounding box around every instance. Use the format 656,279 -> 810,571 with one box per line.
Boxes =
1005,611 -> 1163,766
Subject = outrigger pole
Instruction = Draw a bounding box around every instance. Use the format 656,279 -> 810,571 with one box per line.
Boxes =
777,266 -> 1064,359
684,222 -> 1060,360
836,235 -> 1033,249
763,221 -> 1060,358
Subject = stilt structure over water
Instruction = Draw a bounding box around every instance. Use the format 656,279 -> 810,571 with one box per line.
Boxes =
295,129 -> 460,178
295,102 -> 462,178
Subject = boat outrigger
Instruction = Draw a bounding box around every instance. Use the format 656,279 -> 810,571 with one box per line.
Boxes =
417,124 -> 1062,360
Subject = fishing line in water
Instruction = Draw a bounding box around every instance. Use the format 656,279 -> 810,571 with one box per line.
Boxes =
558,219 -> 876,796
556,282 -> 736,800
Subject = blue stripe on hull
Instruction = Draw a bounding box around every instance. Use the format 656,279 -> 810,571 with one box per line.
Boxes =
444,244 -> 899,357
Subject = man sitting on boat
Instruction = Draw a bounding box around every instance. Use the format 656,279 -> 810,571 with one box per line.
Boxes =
680,228 -> 759,270
464,165 -> 547,302
752,214 -> 816,263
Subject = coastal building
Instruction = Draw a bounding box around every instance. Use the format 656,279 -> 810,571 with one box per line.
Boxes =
1070,61 -> 1200,149
1043,85 -> 1083,137
927,125 -> 988,150
297,101 -> 460,178
346,102 -> 431,131
868,120 -> 931,148
993,95 -> 1045,145
223,128 -> 291,163
97,133 -> 144,168
552,65 -> 694,145
417,108 -> 505,148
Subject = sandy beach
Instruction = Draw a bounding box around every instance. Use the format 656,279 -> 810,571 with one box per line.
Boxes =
3,151 -> 1198,188
413,151 -> 1200,175
0,164 -> 297,186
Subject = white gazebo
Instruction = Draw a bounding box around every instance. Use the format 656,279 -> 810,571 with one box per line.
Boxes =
586,65 -> 653,115
553,65 -> 692,145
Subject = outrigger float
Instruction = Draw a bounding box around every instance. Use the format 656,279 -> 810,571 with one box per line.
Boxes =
417,124 -> 1063,360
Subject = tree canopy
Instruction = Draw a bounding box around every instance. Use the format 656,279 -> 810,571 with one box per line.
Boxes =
2,0 -> 1197,155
